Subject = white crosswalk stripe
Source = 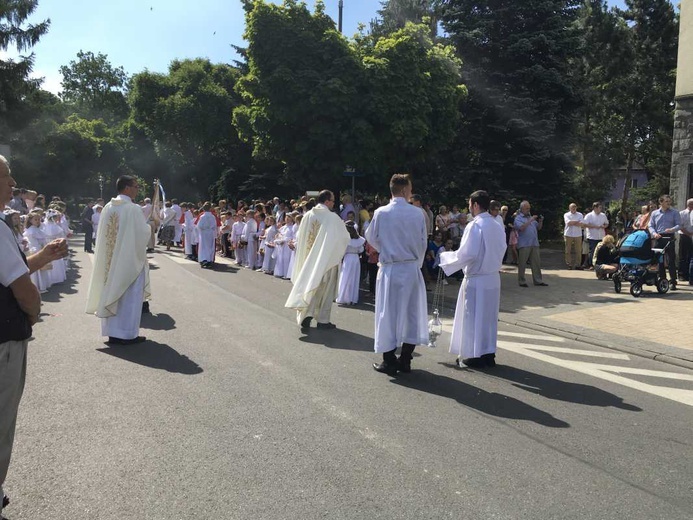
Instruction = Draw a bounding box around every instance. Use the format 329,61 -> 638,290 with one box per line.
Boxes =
496,331 -> 565,342
439,318 -> 693,406
497,341 -> 630,360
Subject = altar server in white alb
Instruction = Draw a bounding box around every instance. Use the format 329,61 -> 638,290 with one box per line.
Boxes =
196,202 -> 218,269
439,190 -> 507,368
86,175 -> 151,345
365,174 -> 428,375
242,209 -> 259,270
286,190 -> 349,331
336,221 -> 365,305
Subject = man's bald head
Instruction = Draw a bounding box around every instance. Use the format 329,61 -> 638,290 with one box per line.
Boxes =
0,155 -> 10,175
0,155 -> 16,206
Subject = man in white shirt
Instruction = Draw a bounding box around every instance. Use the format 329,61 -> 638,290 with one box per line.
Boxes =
1,155 -> 67,518
679,198 -> 693,284
366,174 -> 428,375
582,202 -> 609,268
563,203 -> 584,270
490,200 -> 504,227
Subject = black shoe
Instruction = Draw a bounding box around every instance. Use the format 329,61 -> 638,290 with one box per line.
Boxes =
534,282 -> 548,286
300,316 -> 312,332
670,280 -> 677,290
108,336 -> 147,345
461,357 -> 485,368
519,283 -> 528,288
397,358 -> 411,373
3,495 -> 9,508
481,353 -> 496,367
316,322 -> 336,330
373,362 -> 398,376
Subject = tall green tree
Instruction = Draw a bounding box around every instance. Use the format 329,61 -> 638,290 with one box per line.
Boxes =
0,0 -> 50,138
13,115 -> 125,198
234,0 -> 370,191
370,0 -> 440,38
59,50 -> 129,121
236,0 -> 464,193
356,21 -> 465,177
130,58 -> 252,199
573,0 -> 635,204
441,0 -> 582,214
618,0 -> 678,205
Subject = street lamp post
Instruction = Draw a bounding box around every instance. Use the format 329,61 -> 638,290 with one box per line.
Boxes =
98,174 -> 104,200
338,0 -> 343,33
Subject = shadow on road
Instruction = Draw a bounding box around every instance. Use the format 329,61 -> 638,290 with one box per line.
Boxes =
299,327 -> 374,352
140,312 -> 177,331
97,340 -> 203,375
482,365 -> 642,411
209,263 -> 239,273
390,369 -> 570,428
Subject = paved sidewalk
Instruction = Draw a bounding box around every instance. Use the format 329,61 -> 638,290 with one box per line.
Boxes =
436,248 -> 693,370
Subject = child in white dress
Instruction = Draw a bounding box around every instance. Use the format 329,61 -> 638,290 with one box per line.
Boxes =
336,221 -> 365,305
23,212 -> 52,292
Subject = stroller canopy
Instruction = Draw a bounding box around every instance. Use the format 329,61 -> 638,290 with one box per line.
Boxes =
618,230 -> 652,265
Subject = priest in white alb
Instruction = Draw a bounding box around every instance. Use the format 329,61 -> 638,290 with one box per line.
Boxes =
285,190 -> 349,331
86,175 -> 151,345
439,190 -> 507,368
365,174 -> 428,375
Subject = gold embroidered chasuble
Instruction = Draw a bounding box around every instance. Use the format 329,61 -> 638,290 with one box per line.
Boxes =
86,194 -> 151,318
285,204 -> 350,320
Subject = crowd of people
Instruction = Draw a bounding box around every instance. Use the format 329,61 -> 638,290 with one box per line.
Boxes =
4,189 -> 75,294
134,195 -> 380,302
563,196 -> 693,288
3,150 -> 693,519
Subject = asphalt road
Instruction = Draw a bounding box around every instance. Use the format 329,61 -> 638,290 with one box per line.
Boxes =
4,245 -> 693,520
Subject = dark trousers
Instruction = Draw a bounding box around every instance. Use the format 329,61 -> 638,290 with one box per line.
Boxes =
587,239 -> 600,267
221,233 -> 230,257
367,263 -> 378,294
656,235 -> 677,282
679,235 -> 692,280
83,223 -> 93,251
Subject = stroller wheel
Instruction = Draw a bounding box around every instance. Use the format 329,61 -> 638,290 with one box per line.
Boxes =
614,277 -> 622,293
656,278 -> 670,294
630,283 -> 643,297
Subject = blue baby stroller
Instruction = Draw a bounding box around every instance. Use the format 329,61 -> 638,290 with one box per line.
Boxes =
613,230 -> 673,297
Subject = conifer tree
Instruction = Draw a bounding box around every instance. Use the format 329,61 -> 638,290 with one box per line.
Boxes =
0,0 -> 50,137
441,0 -> 582,213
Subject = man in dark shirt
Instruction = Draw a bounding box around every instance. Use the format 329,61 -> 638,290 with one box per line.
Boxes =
81,201 -> 95,253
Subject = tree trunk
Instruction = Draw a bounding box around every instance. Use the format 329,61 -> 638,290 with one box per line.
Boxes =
620,153 -> 633,217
